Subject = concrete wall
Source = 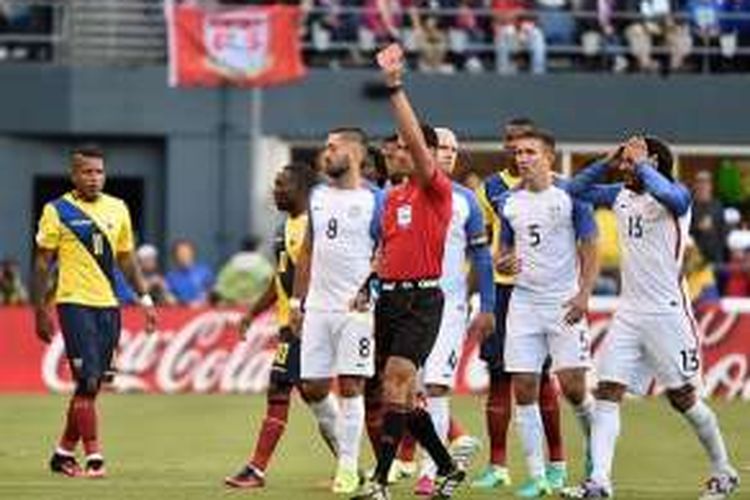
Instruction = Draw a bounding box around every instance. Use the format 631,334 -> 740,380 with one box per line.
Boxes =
1,65 -> 749,270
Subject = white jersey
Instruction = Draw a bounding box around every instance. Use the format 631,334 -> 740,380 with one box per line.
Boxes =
613,188 -> 692,314
305,183 -> 383,311
499,184 -> 597,304
440,183 -> 485,303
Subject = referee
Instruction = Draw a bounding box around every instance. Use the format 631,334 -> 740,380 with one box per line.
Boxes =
353,44 -> 476,500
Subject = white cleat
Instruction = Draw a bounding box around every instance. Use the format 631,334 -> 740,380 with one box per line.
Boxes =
699,470 -> 740,500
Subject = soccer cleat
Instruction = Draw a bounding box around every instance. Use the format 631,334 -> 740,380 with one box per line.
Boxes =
545,461 -> 567,490
84,457 -> 107,478
699,470 -> 740,500
471,464 -> 512,489
447,435 -> 481,471
432,467 -> 466,499
387,459 -> 416,483
414,474 -> 435,496
49,452 -> 83,478
515,476 -> 553,498
224,464 -> 265,489
350,480 -> 391,500
560,479 -> 612,498
333,466 -> 361,494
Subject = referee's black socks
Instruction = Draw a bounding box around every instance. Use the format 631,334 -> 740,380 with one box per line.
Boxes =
373,403 -> 409,485
407,408 -> 455,476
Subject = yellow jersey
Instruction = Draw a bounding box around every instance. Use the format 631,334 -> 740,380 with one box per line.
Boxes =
476,170 -> 521,285
36,191 -> 134,308
273,213 -> 308,327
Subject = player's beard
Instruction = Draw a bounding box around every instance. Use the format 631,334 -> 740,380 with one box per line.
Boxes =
326,160 -> 350,179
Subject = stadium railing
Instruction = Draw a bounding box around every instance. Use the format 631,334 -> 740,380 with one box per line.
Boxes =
1,0 -> 750,72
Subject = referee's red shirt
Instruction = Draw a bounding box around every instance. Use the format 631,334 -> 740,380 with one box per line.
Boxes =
380,166 -> 453,280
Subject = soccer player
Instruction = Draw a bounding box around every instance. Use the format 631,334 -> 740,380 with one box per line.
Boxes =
561,136 -> 740,499
411,126 -> 494,496
33,145 -> 156,478
290,128 -> 384,494
225,162 -> 338,488
352,43 -> 493,500
473,118 -> 567,490
495,129 -> 598,498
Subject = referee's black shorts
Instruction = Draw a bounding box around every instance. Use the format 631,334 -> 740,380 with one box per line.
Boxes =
375,280 -> 444,368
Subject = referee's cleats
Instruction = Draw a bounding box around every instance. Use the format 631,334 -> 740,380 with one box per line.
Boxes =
432,467 -> 466,499
350,480 -> 391,500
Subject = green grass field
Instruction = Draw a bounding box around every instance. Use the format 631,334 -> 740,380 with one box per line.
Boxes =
0,394 -> 746,499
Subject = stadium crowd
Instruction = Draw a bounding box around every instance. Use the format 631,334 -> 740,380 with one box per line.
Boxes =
2,0 -> 750,73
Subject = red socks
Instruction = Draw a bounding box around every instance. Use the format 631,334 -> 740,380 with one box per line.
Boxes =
540,373 -> 565,462
486,374 -> 512,466
249,392 -> 291,472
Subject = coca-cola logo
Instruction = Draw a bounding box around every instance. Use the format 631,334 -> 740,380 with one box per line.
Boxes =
42,310 -> 278,394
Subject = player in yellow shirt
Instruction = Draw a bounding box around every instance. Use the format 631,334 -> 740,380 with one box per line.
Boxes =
225,162 -> 340,489
33,146 -> 156,478
472,119 -> 568,492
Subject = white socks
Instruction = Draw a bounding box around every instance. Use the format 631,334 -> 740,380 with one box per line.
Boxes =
419,395 -> 450,479
309,393 -> 340,456
683,400 -> 731,474
590,399 -> 620,488
516,403 -> 546,479
337,395 -> 365,470
574,394 -> 595,440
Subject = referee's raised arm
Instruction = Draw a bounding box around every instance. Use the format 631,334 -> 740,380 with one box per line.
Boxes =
376,43 -> 436,187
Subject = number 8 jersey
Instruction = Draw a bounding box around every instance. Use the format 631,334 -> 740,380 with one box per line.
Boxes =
305,182 -> 384,312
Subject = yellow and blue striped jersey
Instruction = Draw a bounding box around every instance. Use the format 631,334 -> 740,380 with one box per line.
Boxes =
36,191 -> 134,307
273,213 -> 308,327
476,170 -> 521,285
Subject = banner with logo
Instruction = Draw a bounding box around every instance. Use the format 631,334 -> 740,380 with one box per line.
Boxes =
165,2 -> 306,87
0,303 -> 749,399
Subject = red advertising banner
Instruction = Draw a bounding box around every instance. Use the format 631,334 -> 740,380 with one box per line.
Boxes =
165,3 -> 306,87
1,304 -> 749,399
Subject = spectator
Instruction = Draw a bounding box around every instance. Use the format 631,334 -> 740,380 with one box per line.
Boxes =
415,15 -> 452,71
492,0 -> 547,74
0,259 -> 28,305
578,0 -> 629,72
720,228 -> 750,296
165,239 -> 215,306
535,0 -> 576,47
690,170 -> 728,265
137,244 -> 175,305
684,237 -> 722,308
213,235 -> 274,306
624,0 -> 692,72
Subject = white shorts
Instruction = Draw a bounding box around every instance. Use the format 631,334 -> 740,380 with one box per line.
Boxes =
422,299 -> 467,388
300,310 -> 375,379
596,310 -> 701,395
504,298 -> 591,373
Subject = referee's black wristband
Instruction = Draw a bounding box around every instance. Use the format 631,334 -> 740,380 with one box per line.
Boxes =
386,84 -> 403,96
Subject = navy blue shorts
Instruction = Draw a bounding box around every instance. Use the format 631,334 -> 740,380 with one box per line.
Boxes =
479,284 -> 513,375
57,304 -> 121,384
269,327 -> 301,387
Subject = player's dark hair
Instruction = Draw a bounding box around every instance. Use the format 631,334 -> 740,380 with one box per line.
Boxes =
365,146 -> 389,188
71,144 -> 104,168
284,161 -> 319,197
382,134 -> 398,144
420,122 -> 439,149
503,117 -> 537,140
644,136 -> 674,182
513,128 -> 556,152
329,127 -> 369,148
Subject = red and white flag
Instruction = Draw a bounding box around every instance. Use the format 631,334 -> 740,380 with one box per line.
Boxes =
165,2 -> 306,87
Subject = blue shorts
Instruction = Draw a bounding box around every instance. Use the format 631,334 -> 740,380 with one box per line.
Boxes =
269,327 -> 301,387
57,304 -> 121,384
479,284 -> 513,375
